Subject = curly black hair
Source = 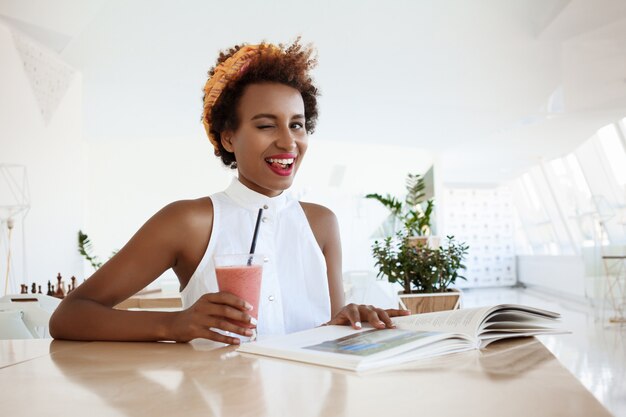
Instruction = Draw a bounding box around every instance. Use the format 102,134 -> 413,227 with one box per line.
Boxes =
203,39 -> 319,168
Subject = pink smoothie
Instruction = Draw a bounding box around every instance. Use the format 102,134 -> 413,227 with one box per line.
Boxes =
215,264 -> 263,322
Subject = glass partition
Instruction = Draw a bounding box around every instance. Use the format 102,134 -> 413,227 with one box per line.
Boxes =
510,121 -> 626,253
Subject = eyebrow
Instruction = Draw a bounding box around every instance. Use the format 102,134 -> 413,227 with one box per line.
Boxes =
251,113 -> 305,121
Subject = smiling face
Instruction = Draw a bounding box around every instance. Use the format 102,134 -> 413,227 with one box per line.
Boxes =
221,83 -> 308,197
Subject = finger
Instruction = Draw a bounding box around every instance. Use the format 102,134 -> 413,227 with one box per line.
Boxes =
207,304 -> 256,328
346,304 -> 363,329
202,292 -> 253,311
385,308 -> 412,317
327,303 -> 371,328
203,328 -> 242,345
364,307 -> 386,329
209,318 -> 255,337
375,308 -> 395,328
327,304 -> 361,328
326,315 -> 352,326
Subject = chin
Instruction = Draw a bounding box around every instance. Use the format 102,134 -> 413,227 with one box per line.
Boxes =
270,177 -> 295,192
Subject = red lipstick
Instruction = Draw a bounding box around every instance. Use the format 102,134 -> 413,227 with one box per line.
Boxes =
265,153 -> 297,177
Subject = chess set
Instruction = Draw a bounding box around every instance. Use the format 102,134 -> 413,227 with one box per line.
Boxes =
19,272 -> 79,299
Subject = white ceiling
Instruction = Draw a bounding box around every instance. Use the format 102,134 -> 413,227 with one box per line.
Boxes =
2,0 -> 626,183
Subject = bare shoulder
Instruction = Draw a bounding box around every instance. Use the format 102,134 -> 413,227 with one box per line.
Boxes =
161,196 -> 213,215
158,197 -> 213,227
154,197 -> 214,254
122,197 -> 214,257
300,201 -> 337,224
299,202 -> 339,252
144,197 -> 214,284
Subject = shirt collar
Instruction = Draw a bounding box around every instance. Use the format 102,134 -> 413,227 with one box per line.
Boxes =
224,177 -> 289,212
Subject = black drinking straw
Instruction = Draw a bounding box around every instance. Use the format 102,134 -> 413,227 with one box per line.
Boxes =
247,208 -> 264,265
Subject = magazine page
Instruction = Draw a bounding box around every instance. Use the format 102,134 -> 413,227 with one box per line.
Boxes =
305,328 -> 445,356
392,304 -> 561,342
479,309 -> 560,331
476,305 -> 562,344
483,304 -> 560,319
392,306 -> 495,340
238,324 -> 475,372
393,304 -> 560,337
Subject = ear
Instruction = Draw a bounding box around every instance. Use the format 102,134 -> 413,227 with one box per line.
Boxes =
221,131 -> 235,153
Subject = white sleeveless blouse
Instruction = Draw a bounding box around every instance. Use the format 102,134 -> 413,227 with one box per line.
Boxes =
181,178 -> 331,337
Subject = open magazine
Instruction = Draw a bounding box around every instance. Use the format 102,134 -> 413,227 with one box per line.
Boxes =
237,304 -> 563,372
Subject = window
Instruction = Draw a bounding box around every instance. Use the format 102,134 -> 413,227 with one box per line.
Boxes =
509,120 -> 626,252
565,155 -> 591,200
510,173 -> 560,255
597,124 -> 626,189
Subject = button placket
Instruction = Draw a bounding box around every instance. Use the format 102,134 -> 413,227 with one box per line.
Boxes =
261,206 -> 273,224
254,202 -> 286,333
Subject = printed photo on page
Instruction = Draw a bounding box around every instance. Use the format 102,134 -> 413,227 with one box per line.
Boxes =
304,329 -> 440,356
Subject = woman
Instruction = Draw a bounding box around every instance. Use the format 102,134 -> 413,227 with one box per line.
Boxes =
50,40 -> 408,344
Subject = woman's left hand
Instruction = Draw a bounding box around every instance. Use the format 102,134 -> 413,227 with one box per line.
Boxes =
325,304 -> 411,330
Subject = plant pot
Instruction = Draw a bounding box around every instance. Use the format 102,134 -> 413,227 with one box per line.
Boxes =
407,236 -> 441,249
399,288 -> 462,314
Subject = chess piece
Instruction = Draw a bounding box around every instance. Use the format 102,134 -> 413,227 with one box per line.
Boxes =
47,281 -> 53,296
54,273 -> 65,299
71,276 -> 76,292
38,285 -> 42,294
20,284 -> 28,294
31,283 -> 37,294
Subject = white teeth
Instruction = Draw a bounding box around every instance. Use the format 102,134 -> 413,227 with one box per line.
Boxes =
267,158 -> 294,165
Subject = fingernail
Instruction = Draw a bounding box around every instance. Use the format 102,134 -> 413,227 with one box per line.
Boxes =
245,302 -> 253,310
378,321 -> 385,327
245,329 -> 253,337
250,317 -> 258,326
355,321 -> 362,329
232,338 -> 240,345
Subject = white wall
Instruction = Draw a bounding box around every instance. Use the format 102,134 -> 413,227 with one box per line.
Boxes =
0,23 -> 84,294
517,255 -> 587,302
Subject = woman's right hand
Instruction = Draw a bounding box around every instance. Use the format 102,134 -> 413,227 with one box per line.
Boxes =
168,292 -> 256,344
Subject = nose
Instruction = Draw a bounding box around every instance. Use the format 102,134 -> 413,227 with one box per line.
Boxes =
275,125 -> 297,151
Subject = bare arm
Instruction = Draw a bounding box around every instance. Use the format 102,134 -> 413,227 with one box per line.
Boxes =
302,202 -> 409,329
49,199 -> 254,343
300,202 -> 344,316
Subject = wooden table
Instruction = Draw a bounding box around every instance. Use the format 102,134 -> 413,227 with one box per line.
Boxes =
114,290 -> 182,310
0,337 -> 612,417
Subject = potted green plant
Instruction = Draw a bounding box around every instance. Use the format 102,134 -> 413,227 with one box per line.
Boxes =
367,172 -> 469,313
372,231 -> 469,313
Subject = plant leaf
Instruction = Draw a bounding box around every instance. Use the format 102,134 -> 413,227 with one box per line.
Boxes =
405,173 -> 426,207
365,193 -> 403,216
77,230 -> 102,270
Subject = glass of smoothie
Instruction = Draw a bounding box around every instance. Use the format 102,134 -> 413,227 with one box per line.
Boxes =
214,253 -> 264,342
